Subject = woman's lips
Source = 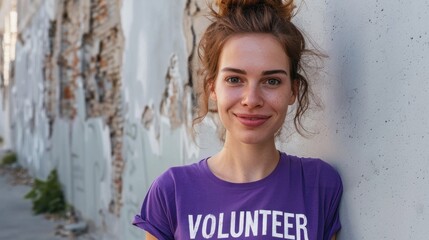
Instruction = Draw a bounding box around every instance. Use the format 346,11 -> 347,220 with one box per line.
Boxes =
235,114 -> 270,127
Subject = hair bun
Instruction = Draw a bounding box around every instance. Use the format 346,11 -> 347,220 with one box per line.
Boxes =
215,0 -> 295,21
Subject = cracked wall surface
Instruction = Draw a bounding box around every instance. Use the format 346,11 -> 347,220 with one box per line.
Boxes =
183,0 -> 210,97
10,0 -> 206,239
53,0 -> 125,216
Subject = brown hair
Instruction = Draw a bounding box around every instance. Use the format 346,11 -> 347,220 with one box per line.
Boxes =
195,0 -> 317,136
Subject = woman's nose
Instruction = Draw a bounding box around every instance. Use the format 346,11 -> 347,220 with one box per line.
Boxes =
240,85 -> 263,108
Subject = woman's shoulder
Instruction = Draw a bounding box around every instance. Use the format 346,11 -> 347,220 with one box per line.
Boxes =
151,159 -> 207,188
284,152 -> 342,189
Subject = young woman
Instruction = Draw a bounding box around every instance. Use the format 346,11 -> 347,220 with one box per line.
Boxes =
133,1 -> 342,239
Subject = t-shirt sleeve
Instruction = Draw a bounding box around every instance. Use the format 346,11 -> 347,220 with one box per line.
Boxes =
324,169 -> 343,240
132,172 -> 176,240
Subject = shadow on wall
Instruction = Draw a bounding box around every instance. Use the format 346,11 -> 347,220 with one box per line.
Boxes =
325,1 -> 368,239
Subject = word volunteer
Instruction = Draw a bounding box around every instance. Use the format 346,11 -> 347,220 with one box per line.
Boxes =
188,210 -> 309,239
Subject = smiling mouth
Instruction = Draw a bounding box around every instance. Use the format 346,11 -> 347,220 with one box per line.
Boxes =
235,114 -> 270,127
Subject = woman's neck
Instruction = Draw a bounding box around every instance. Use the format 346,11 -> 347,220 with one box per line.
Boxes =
207,137 -> 280,183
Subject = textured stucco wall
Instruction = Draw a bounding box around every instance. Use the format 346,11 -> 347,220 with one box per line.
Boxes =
289,0 -> 429,239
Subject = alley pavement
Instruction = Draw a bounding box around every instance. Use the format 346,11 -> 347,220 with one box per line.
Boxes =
0,167 -> 64,240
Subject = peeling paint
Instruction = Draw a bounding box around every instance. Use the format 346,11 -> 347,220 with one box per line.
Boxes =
183,0 -> 207,89
160,54 -> 183,128
11,0 -> 125,231
141,105 -> 154,129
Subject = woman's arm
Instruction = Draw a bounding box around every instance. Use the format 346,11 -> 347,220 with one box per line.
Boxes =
146,232 -> 157,240
332,234 -> 337,240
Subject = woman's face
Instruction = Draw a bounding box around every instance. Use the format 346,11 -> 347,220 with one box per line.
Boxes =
211,33 -> 296,145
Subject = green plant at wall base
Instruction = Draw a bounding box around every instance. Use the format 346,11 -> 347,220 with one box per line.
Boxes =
25,169 -> 66,215
0,152 -> 17,166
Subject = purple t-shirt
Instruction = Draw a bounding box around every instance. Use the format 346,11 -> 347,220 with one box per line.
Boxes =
133,152 -> 342,240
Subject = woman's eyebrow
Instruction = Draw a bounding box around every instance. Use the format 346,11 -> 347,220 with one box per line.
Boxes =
262,69 -> 288,76
220,67 -> 288,76
220,67 -> 246,74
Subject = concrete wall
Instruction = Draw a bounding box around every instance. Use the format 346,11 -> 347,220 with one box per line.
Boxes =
2,0 -> 428,239
290,0 -> 429,239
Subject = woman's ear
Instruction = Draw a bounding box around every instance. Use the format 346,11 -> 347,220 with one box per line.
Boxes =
210,91 -> 217,101
289,79 -> 299,105
209,81 -> 217,101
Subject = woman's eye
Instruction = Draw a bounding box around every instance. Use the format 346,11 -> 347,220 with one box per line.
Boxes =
226,77 -> 240,84
266,78 -> 280,85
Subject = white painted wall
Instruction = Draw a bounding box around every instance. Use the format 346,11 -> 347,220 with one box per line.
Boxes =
12,0 -> 55,179
119,0 -> 206,239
